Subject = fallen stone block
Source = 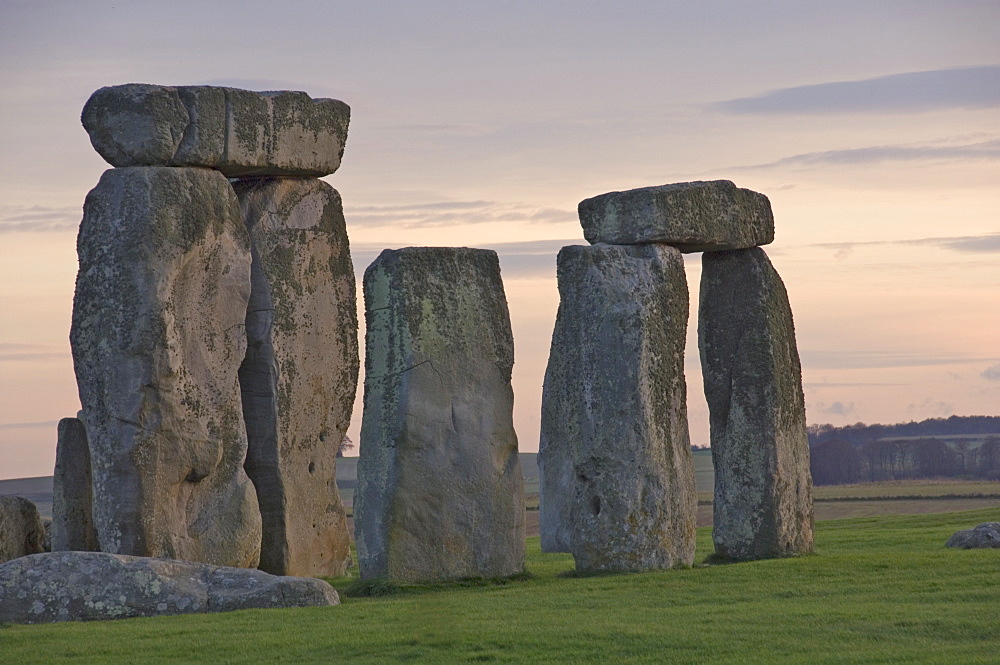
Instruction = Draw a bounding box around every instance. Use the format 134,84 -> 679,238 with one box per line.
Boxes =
356,247 -> 525,582
699,247 -> 814,561
539,243 -> 697,572
0,552 -> 338,624
233,177 -> 358,577
946,522 -> 1000,549
70,166 -> 261,567
82,84 -> 350,177
578,180 -> 773,251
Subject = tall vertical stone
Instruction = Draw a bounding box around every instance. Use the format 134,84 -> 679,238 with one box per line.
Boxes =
232,177 -> 358,577
356,247 -> 525,582
539,243 -> 697,572
70,166 -> 261,567
699,247 -> 814,561
51,417 -> 99,552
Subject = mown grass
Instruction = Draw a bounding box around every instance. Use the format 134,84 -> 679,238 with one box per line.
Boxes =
2,508 -> 998,664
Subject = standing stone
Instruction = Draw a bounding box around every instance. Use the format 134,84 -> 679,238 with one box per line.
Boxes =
699,247 -> 814,561
539,243 -> 697,571
82,84 -> 350,177
578,180 -> 774,251
51,417 -> 99,552
356,247 -> 525,582
70,166 -> 261,567
0,496 -> 46,563
232,177 -> 358,577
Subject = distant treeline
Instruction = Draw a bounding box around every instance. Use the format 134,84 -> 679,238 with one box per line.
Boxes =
808,416 -> 1000,485
807,415 -> 1000,446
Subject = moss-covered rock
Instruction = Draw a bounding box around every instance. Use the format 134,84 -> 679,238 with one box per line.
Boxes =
578,180 -> 773,251
70,166 -> 260,567
82,84 -> 349,177
356,247 -> 525,583
539,243 -> 697,572
232,177 -> 358,578
699,247 -> 814,561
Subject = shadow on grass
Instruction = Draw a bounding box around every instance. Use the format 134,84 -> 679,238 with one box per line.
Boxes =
342,571 -> 535,598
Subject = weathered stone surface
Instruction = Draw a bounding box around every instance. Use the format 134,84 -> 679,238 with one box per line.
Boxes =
232,177 -> 358,577
699,247 -> 814,561
70,166 -> 261,567
0,552 -> 338,624
0,496 -> 46,563
82,84 -> 350,177
538,243 -> 697,571
51,417 -> 99,552
946,522 -> 1000,549
578,180 -> 774,251
356,247 -> 525,582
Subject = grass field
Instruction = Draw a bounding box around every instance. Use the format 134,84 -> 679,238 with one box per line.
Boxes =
2,508 -> 997,664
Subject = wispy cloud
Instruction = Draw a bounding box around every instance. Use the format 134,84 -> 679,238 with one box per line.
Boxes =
345,200 -> 576,229
814,401 -> 855,416
713,66 -> 1000,115
983,364 -> 1000,382
0,344 -> 70,363
733,139 -> 1000,170
812,233 -> 1000,255
800,350 -> 1000,371
0,205 -> 80,233
351,238 -> 579,280
0,420 -> 59,430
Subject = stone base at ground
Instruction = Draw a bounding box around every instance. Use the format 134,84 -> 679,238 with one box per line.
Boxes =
0,552 -> 338,624
699,247 -> 814,561
539,243 -> 697,571
356,247 -> 525,582
946,522 -> 1000,549
0,496 -> 46,563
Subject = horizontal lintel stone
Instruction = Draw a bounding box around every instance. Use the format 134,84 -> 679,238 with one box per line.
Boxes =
578,180 -> 774,251
82,84 -> 349,177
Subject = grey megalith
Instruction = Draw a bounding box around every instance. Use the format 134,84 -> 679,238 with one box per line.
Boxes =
538,243 -> 697,571
0,552 -> 338,624
699,247 -> 814,561
356,247 -> 525,582
51,417 -> 99,552
82,84 -> 350,177
0,496 -> 46,563
233,177 -> 358,577
578,180 -> 773,251
70,166 -> 261,567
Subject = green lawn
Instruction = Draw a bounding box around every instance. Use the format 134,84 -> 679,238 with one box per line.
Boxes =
2,508 -> 997,664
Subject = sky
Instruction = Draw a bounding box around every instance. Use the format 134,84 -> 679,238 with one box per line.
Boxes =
1,1 -> 998,480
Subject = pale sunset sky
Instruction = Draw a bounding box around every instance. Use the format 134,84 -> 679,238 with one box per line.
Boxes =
1,1 -> 998,479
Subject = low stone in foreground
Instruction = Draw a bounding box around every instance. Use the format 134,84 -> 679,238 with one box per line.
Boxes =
578,180 -> 774,251
356,247 -> 525,583
82,84 -> 350,177
0,496 -> 46,563
946,523 -> 1000,549
0,552 -> 338,624
539,243 -> 697,571
699,247 -> 814,561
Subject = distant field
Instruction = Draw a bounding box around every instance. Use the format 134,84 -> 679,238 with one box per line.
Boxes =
3,508 -> 998,664
7,454 -> 997,526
